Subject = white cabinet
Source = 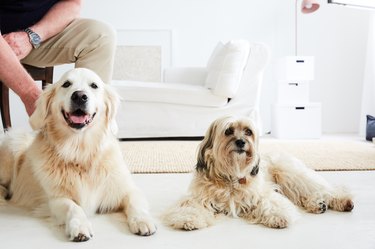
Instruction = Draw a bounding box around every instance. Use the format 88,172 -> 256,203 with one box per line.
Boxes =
272,56 -> 321,139
277,56 -> 315,81
272,103 -> 321,139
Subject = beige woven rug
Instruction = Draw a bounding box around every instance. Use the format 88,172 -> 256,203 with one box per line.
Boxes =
120,139 -> 375,173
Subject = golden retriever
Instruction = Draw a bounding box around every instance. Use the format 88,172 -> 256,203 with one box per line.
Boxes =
0,68 -> 156,241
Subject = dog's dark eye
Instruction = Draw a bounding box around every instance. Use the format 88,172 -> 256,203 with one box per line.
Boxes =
90,83 -> 98,89
225,127 -> 234,136
245,128 -> 253,136
62,81 -> 71,88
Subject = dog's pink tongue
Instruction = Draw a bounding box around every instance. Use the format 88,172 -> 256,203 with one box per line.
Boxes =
70,115 -> 88,124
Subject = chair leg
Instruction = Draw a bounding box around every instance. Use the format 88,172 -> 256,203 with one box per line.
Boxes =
46,67 -> 54,83
0,82 -> 11,130
42,66 -> 54,89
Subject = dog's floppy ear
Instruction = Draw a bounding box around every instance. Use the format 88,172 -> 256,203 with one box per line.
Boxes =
196,120 -> 219,172
103,84 -> 120,135
29,84 -> 55,130
248,120 -> 259,149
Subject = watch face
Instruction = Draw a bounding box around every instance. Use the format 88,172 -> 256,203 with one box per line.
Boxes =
30,33 -> 41,45
25,28 -> 41,48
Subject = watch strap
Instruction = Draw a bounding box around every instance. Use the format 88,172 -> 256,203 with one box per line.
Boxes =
24,28 -> 41,49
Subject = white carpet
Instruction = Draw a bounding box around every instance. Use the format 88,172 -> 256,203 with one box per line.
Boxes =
1,171 -> 374,249
120,138 -> 375,173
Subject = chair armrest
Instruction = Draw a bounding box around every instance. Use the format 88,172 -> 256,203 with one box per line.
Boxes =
163,67 -> 207,85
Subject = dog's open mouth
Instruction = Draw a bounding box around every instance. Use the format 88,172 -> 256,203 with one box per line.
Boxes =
62,109 -> 96,129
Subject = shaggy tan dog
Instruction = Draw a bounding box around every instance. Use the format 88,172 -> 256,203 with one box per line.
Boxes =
0,68 -> 156,241
164,116 -> 354,230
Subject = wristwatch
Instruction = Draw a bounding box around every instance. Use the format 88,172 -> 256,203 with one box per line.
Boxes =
24,28 -> 41,49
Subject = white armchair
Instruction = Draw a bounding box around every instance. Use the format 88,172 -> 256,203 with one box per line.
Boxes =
112,41 -> 270,138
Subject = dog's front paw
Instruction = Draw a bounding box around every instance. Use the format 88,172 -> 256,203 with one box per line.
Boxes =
163,204 -> 215,231
128,216 -> 157,236
165,212 -> 212,231
267,216 -> 289,229
66,217 -> 93,242
181,217 -> 209,231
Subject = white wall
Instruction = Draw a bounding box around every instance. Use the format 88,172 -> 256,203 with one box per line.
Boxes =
302,4 -> 369,134
7,0 -> 370,134
82,0 -> 370,134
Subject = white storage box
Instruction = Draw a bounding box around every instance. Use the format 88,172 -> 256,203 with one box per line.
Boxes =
277,56 -> 315,81
272,103 -> 321,139
277,81 -> 310,104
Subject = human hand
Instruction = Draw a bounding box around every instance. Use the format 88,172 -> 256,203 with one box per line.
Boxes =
3,31 -> 33,60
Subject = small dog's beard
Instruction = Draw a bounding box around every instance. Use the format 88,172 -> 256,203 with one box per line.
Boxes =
211,140 -> 256,181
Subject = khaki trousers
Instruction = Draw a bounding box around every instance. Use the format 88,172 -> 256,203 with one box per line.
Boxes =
21,19 -> 116,83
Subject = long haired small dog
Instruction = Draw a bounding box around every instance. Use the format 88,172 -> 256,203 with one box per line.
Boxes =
0,68 -> 156,241
164,116 -> 354,230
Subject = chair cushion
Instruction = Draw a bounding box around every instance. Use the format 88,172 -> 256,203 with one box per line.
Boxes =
111,80 -> 228,107
205,40 -> 250,98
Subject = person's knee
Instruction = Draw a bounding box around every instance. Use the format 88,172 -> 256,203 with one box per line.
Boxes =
79,19 -> 116,48
70,19 -> 116,82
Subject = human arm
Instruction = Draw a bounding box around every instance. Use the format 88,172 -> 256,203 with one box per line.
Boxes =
0,36 -> 41,116
0,0 -> 82,115
3,0 -> 82,60
29,0 -> 82,42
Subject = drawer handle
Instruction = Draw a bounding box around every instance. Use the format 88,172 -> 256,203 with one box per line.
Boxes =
295,107 -> 305,110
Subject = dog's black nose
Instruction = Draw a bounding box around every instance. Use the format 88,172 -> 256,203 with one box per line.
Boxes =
235,139 -> 245,148
71,91 -> 88,105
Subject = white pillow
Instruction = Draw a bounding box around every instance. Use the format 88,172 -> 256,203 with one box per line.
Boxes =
206,41 -> 224,70
205,40 -> 250,98
205,42 -> 224,89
